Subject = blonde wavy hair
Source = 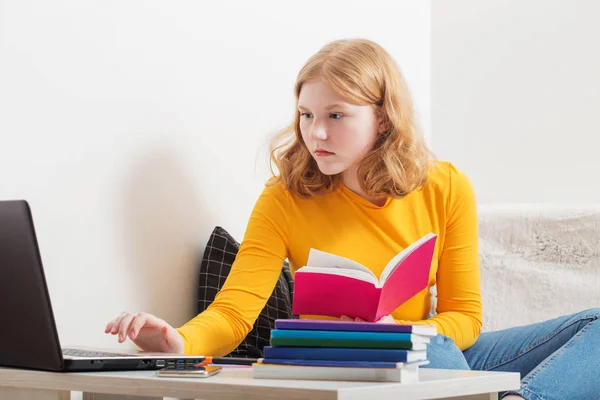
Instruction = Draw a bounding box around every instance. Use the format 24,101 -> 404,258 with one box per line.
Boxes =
268,38 -> 435,198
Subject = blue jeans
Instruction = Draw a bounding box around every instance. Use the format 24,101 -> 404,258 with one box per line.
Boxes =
423,308 -> 600,399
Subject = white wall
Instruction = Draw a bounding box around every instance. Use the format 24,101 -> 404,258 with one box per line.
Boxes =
0,0 -> 430,350
431,0 -> 600,204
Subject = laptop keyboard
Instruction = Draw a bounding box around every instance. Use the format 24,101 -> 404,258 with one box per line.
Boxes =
62,348 -> 135,358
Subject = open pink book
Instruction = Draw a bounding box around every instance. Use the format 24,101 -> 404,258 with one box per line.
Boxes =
292,233 -> 437,322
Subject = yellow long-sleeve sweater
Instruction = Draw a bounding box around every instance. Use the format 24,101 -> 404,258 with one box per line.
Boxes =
176,161 -> 482,354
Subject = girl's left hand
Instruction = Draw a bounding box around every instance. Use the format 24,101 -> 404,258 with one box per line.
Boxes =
376,315 -> 396,324
340,315 -> 396,324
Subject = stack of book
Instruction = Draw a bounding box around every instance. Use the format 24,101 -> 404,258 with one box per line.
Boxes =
252,319 -> 436,383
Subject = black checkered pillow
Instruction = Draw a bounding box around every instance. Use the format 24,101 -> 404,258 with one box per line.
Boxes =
196,226 -> 295,358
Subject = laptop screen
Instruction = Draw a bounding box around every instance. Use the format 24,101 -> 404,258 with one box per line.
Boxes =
0,200 -> 65,371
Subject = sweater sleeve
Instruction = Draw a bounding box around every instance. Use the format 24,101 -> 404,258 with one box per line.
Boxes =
175,183 -> 290,356
394,164 -> 482,350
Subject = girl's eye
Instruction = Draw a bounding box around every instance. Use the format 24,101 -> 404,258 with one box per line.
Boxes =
300,112 -> 342,119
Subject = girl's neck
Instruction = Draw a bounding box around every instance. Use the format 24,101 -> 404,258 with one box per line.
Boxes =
341,170 -> 387,207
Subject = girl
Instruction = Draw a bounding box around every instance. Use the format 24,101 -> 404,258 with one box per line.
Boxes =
106,39 -> 600,400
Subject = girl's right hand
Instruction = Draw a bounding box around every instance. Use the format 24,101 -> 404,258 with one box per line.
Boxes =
105,311 -> 184,354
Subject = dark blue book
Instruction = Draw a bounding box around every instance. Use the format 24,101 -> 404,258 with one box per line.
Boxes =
262,346 -> 427,363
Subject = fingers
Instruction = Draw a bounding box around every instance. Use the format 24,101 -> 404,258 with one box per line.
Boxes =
106,312 -> 128,335
105,311 -> 164,342
105,312 -> 142,342
340,315 -> 366,322
117,313 -> 137,343
128,313 -> 151,340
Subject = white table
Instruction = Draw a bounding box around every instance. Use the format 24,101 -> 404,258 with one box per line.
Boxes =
0,366 -> 520,400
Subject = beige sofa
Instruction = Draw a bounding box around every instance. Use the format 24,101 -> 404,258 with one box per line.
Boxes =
477,204 -> 600,332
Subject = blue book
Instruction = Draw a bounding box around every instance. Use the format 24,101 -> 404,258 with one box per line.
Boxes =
262,346 -> 427,363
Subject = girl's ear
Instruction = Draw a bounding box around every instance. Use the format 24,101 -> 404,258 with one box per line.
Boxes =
378,115 -> 392,135
374,104 -> 391,133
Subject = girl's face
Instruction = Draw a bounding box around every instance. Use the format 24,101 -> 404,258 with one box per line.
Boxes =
298,78 -> 380,182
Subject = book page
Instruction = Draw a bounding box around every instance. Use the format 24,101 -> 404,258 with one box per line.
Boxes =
307,248 -> 376,276
379,233 -> 437,285
295,266 -> 378,286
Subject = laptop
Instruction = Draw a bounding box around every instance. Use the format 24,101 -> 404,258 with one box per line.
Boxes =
0,199 -> 208,372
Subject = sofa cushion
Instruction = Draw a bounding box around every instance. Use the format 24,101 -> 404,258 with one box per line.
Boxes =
196,226 -> 294,358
